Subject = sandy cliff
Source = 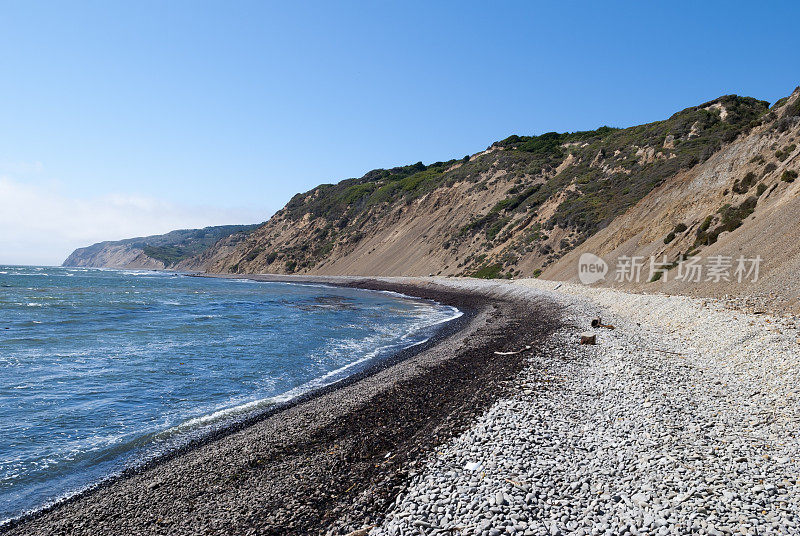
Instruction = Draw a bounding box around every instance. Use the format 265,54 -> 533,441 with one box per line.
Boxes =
199,92 -> 781,283
544,88 -> 800,308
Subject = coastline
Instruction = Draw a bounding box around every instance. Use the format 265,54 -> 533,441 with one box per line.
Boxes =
4,276 -> 564,535
9,274 -> 800,534
372,279 -> 800,535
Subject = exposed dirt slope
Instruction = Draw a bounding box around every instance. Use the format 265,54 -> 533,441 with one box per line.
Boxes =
543,88 -> 800,309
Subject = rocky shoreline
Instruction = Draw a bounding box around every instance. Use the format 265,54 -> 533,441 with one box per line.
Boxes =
8,275 -> 799,536
370,279 -> 800,536
3,277 -> 563,536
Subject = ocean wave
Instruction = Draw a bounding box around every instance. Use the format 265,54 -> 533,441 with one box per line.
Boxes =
155,348 -> 382,439
118,270 -> 171,278
158,302 -> 462,439
191,315 -> 218,321
285,282 -> 337,290
403,338 -> 430,349
159,398 -> 276,435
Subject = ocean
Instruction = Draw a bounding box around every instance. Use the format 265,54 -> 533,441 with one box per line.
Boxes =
0,266 -> 461,523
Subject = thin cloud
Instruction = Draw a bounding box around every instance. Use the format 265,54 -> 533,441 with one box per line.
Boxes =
0,176 -> 265,266
0,161 -> 45,175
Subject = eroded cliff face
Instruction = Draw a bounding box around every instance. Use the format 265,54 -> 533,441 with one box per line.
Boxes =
199,92 -> 781,280
62,224 -> 259,270
63,244 -> 166,270
544,88 -> 800,306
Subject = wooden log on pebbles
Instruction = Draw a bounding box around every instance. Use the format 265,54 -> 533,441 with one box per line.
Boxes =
580,332 -> 597,345
591,316 -> 615,329
344,528 -> 373,536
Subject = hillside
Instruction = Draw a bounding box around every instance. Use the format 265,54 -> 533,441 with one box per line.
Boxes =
198,92 -> 776,281
67,87 -> 800,306
543,88 -> 800,310
62,224 -> 259,270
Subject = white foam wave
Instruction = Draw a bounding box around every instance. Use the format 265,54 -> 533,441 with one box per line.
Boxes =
159,298 -> 462,440
118,270 -> 171,277
403,338 -> 430,349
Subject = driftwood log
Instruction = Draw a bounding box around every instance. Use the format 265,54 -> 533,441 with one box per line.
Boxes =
493,345 -> 532,356
591,316 -> 615,330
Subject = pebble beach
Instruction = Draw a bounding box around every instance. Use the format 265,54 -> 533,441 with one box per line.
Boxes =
6,275 -> 799,536
369,279 -> 800,536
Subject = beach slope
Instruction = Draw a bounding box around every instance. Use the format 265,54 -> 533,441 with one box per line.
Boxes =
4,277 -> 563,536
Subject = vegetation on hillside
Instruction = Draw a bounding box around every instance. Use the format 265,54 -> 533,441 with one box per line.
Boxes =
224,94 -> 771,277
447,95 -> 769,273
65,224 -> 260,268
484,96 -> 767,235
135,225 -> 260,266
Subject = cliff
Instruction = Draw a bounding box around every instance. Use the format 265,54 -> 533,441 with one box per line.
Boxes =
62,224 -> 259,270
544,88 -> 800,307
200,93 -> 777,281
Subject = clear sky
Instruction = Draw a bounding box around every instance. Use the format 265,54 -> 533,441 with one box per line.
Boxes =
1,0 -> 798,265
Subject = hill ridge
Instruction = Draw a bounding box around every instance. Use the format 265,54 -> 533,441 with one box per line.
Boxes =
65,86 -> 800,310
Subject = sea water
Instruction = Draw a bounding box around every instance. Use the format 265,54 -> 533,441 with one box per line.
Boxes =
0,266 -> 460,522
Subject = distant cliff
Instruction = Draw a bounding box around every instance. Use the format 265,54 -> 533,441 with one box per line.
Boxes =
62,224 -> 260,270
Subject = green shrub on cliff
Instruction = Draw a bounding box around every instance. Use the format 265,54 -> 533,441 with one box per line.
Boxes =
473,263 -> 504,279
694,196 -> 758,248
733,172 -> 757,194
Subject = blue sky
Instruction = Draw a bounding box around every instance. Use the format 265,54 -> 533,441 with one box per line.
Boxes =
1,0 -> 798,264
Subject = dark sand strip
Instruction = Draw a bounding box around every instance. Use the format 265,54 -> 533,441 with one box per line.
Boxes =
4,277 -> 562,536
